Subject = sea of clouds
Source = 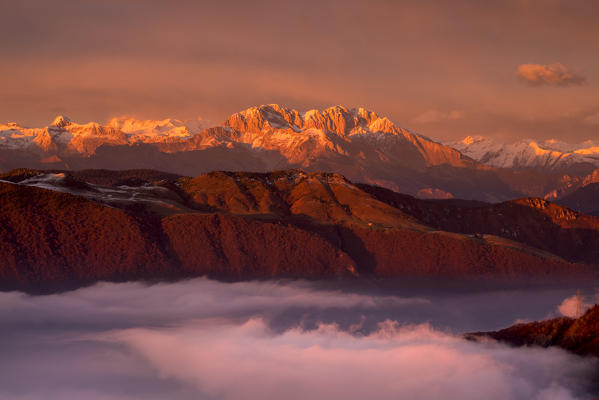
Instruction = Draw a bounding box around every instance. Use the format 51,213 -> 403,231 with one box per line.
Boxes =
0,278 -> 597,400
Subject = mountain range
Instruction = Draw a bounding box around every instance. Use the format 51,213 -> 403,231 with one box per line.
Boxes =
1,168 -> 597,292
557,182 -> 599,216
3,104 -> 598,203
449,136 -> 599,172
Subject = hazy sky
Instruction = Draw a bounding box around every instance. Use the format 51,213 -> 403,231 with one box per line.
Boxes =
1,0 -> 598,142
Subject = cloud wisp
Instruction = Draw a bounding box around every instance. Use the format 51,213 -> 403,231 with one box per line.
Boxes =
517,63 -> 586,86
412,110 -> 463,124
583,112 -> 599,125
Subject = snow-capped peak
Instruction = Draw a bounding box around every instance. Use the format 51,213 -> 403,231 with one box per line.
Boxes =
1,105 -> 467,176
224,104 -> 410,138
448,136 -> 599,170
107,116 -> 202,138
51,115 -> 71,128
459,135 -> 486,146
216,104 -> 468,170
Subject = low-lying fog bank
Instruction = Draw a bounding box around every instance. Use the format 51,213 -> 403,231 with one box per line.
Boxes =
1,278 -> 597,400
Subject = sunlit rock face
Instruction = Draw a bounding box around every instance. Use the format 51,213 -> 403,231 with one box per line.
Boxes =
51,115 -> 71,128
223,104 -> 469,168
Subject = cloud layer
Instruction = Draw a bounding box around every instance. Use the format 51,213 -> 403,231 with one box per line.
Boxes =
517,63 -> 586,86
0,279 -> 598,400
104,319 -> 594,400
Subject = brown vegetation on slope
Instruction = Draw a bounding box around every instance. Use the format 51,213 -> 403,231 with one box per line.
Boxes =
0,182 -> 172,291
358,184 -> 599,264
179,170 -> 421,228
468,305 -> 599,358
162,213 -> 355,279
176,171 -> 596,278
0,169 -> 597,292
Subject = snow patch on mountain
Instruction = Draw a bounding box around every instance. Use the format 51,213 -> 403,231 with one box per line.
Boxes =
108,117 -> 208,140
1,106 -> 466,170
0,115 -> 212,155
51,115 -> 71,128
448,136 -> 599,170
217,104 -> 469,168
0,105 -> 497,200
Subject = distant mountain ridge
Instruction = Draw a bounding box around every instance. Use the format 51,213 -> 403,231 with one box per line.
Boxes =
1,104 -> 597,202
0,105 -> 499,200
220,104 -> 470,168
1,104 -> 468,167
0,114 -> 207,155
556,182 -> 599,216
448,135 -> 599,172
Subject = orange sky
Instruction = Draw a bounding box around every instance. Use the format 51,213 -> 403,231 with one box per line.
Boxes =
1,0 -> 598,142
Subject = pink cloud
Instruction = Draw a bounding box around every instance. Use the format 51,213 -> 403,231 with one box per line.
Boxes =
2,279 -> 598,399
517,63 -> 585,86
557,293 -> 597,318
103,318 -> 590,400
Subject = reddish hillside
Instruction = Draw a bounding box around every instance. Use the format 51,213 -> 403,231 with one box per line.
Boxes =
0,169 -> 597,292
340,227 -> 589,278
162,213 -> 355,279
180,170 -> 422,229
358,184 -> 599,264
468,305 -> 599,358
0,182 -> 172,291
